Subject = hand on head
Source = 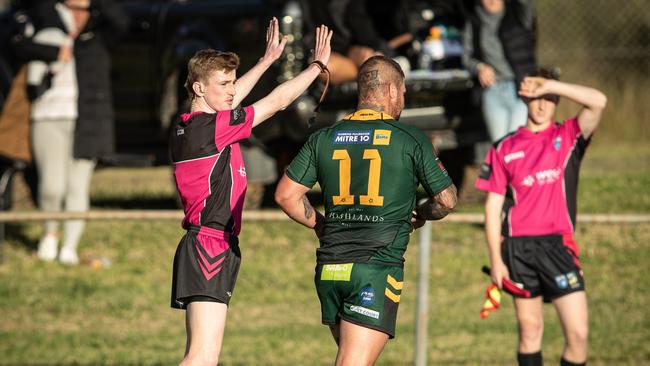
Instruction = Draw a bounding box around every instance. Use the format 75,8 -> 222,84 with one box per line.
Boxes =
518,76 -> 550,99
261,17 -> 288,64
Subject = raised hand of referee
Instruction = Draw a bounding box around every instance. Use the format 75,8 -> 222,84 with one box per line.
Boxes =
260,17 -> 288,65
312,24 -> 333,67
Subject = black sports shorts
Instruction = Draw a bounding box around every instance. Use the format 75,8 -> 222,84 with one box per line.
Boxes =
502,234 -> 585,302
171,226 -> 241,309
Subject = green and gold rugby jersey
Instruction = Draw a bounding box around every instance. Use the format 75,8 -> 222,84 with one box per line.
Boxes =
286,109 -> 452,266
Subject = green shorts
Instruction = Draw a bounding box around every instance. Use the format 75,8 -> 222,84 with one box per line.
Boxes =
314,262 -> 404,338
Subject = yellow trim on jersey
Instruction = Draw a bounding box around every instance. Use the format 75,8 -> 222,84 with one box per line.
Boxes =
343,109 -> 395,121
385,288 -> 401,303
387,274 -> 403,290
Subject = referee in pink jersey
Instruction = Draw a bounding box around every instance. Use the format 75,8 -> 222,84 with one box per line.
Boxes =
475,67 -> 607,366
168,19 -> 332,366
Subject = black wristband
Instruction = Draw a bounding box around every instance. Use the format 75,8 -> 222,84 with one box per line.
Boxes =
310,60 -> 328,73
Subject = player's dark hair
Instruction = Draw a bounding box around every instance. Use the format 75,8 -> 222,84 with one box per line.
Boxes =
528,66 -> 561,81
185,49 -> 240,100
526,66 -> 561,103
357,56 -> 405,101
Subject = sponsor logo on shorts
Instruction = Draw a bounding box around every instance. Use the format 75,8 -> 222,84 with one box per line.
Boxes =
176,128 -> 185,136
555,274 -> 568,289
333,131 -> 372,144
504,151 -> 525,163
372,130 -> 391,145
226,291 -> 232,297
567,271 -> 580,289
321,263 -> 354,281
359,287 -> 375,306
350,305 -> 380,319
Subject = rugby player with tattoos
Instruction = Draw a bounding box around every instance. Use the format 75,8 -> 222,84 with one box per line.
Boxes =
275,55 -> 456,365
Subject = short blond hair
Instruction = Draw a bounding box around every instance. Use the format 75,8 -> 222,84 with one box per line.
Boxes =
184,49 -> 240,100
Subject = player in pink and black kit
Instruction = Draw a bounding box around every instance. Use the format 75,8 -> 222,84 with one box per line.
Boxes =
476,67 -> 607,366
169,19 -> 332,366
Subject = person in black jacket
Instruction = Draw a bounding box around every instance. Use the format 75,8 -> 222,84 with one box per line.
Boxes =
12,0 -> 128,264
462,0 -> 536,142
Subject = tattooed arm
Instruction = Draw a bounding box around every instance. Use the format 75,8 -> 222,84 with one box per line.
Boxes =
275,173 -> 325,237
414,184 -> 458,221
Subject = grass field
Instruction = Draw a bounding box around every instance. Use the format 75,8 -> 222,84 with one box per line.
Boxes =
0,143 -> 648,365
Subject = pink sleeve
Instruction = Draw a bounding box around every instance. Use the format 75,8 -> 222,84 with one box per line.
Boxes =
475,146 -> 508,195
214,105 -> 255,149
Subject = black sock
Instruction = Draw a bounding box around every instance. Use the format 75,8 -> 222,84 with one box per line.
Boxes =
518,351 -> 543,366
560,357 -> 585,366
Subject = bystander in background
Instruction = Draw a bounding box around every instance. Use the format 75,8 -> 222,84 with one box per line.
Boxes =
462,0 -> 536,142
11,0 -> 128,264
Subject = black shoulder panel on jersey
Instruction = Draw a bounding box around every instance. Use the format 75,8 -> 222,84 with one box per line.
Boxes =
230,106 -> 247,126
170,113 -> 218,163
493,130 -> 518,149
479,162 -> 492,180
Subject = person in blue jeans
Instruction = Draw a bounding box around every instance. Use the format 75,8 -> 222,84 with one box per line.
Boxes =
462,0 -> 536,141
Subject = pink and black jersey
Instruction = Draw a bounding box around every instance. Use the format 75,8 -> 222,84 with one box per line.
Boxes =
475,117 -> 589,237
170,106 -> 254,237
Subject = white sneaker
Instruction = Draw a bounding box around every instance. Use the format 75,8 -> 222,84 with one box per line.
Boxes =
37,235 -> 59,261
58,247 -> 79,265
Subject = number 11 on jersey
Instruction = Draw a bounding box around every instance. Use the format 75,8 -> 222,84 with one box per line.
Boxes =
332,149 -> 384,206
